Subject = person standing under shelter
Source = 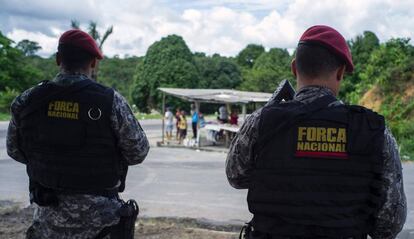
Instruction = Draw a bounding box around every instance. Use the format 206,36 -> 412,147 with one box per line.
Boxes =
175,107 -> 181,140
230,108 -> 239,125
178,110 -> 188,144
7,29 -> 150,238
192,109 -> 199,139
226,25 -> 406,238
218,105 -> 228,123
164,107 -> 174,140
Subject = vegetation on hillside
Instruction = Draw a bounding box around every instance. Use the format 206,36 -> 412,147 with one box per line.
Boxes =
0,29 -> 412,159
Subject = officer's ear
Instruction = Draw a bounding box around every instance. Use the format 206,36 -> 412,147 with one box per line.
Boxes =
291,58 -> 297,77
90,58 -> 97,69
336,65 -> 346,82
56,52 -> 61,66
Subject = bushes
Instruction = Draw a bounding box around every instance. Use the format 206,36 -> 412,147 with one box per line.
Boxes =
0,87 -> 19,113
389,120 -> 414,160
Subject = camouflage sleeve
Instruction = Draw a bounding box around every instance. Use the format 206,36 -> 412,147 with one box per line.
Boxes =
6,88 -> 34,164
225,109 -> 261,189
370,127 -> 407,238
110,91 -> 149,165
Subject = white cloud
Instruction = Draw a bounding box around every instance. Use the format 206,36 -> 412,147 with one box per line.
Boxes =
7,29 -> 61,57
0,0 -> 413,58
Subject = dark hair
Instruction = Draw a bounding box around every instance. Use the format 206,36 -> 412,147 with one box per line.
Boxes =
295,43 -> 345,78
58,44 -> 95,71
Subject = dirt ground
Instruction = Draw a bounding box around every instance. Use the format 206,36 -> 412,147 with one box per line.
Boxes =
0,201 -> 240,239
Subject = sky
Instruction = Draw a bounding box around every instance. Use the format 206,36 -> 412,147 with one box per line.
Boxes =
0,0 -> 413,58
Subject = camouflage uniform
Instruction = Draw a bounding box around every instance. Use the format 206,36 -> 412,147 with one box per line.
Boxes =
226,85 -> 407,238
7,73 -> 150,239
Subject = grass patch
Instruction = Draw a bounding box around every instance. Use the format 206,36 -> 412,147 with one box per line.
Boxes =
0,112 -> 10,121
135,112 -> 162,120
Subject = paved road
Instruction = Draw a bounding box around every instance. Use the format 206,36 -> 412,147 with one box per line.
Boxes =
0,120 -> 413,237
0,120 -> 249,224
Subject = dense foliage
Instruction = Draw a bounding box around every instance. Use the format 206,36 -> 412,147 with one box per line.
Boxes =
239,48 -> 293,92
0,30 -> 412,159
98,56 -> 141,103
0,32 -> 41,92
341,34 -> 414,159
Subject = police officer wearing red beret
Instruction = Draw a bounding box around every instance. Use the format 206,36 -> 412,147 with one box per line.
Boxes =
7,29 -> 149,238
226,25 -> 406,238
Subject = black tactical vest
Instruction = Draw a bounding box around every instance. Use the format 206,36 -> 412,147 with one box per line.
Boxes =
18,79 -> 125,194
247,95 -> 385,238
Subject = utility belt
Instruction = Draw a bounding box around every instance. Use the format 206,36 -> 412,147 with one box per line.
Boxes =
29,181 -> 119,206
239,223 -> 368,239
30,181 -> 140,239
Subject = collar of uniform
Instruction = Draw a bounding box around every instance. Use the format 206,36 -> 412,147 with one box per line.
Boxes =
52,72 -> 90,86
294,85 -> 336,104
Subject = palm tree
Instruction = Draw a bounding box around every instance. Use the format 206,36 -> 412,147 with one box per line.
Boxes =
70,20 -> 114,81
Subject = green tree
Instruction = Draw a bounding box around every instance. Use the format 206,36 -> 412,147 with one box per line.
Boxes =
0,31 -> 41,92
16,39 -> 42,56
24,55 -> 58,82
0,32 -> 42,112
98,56 -> 142,103
239,48 -> 292,92
195,54 -> 241,89
351,38 -> 414,159
340,31 -> 380,101
357,38 -> 414,95
132,35 -> 200,111
236,44 -> 265,68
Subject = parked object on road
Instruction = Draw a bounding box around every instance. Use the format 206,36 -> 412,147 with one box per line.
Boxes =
6,29 -> 149,239
227,25 -> 406,239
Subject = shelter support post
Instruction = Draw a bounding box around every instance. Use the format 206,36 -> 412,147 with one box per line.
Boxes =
226,103 -> 231,117
242,104 -> 247,120
161,93 -> 165,144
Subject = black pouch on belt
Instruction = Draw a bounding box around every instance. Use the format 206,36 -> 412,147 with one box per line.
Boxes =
115,199 -> 140,239
94,199 -> 140,239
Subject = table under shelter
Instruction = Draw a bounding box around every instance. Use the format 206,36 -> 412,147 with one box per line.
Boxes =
158,88 -> 272,147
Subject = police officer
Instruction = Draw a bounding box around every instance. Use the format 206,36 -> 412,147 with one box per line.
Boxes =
226,25 -> 406,238
7,29 -> 149,238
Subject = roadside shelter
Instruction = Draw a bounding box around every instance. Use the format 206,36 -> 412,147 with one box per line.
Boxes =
158,88 -> 272,145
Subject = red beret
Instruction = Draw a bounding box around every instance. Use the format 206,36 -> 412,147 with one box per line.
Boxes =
299,25 -> 354,73
58,29 -> 103,59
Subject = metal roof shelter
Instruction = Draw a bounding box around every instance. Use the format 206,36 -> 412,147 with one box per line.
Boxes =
158,88 -> 272,104
158,87 -> 272,145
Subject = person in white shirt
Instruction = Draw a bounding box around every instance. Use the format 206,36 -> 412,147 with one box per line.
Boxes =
164,107 -> 174,140
218,105 -> 228,123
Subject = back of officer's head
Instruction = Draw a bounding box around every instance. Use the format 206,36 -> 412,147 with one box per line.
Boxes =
295,43 -> 345,79
57,44 -> 95,72
293,25 -> 354,95
56,29 -> 103,73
